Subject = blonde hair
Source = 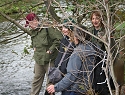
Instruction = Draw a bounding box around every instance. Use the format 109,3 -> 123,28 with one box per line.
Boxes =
68,30 -> 74,42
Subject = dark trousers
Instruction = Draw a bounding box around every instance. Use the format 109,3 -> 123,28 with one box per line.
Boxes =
62,90 -> 70,95
70,92 -> 85,95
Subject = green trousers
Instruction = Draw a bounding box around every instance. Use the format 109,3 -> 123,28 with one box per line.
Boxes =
30,61 -> 54,95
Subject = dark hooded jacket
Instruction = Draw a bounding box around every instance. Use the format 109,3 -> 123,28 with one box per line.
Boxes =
54,36 -> 75,74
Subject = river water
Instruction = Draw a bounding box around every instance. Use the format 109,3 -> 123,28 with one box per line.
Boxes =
0,32 -> 48,95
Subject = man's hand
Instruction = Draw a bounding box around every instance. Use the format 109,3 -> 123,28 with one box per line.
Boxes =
47,85 -> 55,93
46,50 -> 52,54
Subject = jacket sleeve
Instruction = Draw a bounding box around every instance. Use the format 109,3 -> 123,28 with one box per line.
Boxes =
54,53 -> 82,92
48,28 -> 63,52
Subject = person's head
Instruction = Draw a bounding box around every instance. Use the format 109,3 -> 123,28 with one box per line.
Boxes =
90,10 -> 103,29
25,13 -> 39,29
62,18 -> 76,41
73,25 -> 90,45
63,18 -> 75,31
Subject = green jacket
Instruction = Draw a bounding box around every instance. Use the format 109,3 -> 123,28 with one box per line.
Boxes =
31,28 -> 63,65
88,26 -> 106,49
88,26 -> 117,57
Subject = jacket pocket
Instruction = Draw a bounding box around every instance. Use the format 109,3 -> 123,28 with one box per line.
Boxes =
34,52 -> 44,65
43,53 -> 50,62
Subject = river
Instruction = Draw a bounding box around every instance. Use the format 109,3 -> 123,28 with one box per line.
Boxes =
0,32 -> 48,95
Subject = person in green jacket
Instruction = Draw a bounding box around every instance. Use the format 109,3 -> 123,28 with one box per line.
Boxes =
25,13 -> 63,95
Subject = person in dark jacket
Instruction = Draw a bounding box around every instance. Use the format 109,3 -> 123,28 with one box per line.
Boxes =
55,18 -> 75,74
25,13 -> 63,95
46,25 -> 97,95
88,10 -> 115,95
53,18 -> 75,95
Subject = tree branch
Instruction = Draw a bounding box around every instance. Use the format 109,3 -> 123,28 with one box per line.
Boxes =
0,12 -> 31,35
44,0 -> 61,22
0,32 -> 25,44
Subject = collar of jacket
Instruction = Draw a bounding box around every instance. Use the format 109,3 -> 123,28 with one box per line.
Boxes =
65,35 -> 69,39
92,26 -> 104,33
31,27 -> 43,38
